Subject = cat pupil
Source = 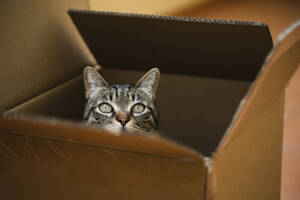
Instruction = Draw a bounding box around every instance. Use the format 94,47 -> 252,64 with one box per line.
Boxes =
99,103 -> 112,113
133,104 -> 144,113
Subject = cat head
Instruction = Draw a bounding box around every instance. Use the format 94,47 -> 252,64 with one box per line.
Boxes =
83,66 -> 160,133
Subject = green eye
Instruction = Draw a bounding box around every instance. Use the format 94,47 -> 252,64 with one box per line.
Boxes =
132,104 -> 145,114
98,103 -> 113,113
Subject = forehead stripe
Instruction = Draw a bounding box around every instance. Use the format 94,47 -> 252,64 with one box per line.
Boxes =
112,86 -> 118,98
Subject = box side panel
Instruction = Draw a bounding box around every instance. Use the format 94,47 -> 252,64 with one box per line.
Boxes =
213,22 -> 300,200
218,21 -> 300,153
212,93 -> 284,200
282,64 -> 300,200
0,132 -> 205,200
0,0 -> 95,111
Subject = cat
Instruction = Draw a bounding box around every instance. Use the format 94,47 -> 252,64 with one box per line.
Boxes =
83,66 -> 160,133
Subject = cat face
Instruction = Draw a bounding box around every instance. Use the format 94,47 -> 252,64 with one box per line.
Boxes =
83,67 -> 160,133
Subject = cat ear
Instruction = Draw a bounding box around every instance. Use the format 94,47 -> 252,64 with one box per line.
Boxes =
83,66 -> 109,99
136,68 -> 160,99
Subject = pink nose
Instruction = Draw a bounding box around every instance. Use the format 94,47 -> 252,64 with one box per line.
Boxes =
116,113 -> 130,127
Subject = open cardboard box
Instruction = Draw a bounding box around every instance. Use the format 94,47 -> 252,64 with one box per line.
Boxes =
1,1 -> 300,200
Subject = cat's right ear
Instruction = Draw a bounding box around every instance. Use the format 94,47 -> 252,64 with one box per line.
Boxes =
83,66 -> 109,99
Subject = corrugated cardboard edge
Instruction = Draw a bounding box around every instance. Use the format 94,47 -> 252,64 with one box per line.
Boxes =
70,9 -> 268,26
203,156 -> 215,200
204,19 -> 300,200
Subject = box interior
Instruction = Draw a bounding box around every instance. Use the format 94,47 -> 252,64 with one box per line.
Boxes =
7,10 -> 274,156
10,68 -> 251,155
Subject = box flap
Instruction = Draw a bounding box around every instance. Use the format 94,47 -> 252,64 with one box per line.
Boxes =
0,118 -> 206,199
68,10 -> 273,81
0,0 -> 95,111
0,114 -> 204,161
211,20 -> 300,200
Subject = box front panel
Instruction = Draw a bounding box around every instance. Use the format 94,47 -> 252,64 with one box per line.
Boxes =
0,132 -> 205,200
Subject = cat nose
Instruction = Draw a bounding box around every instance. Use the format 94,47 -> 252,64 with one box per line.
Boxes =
116,112 -> 131,127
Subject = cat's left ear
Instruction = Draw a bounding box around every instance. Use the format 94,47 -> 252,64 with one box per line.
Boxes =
136,68 -> 160,99
84,66 -> 109,99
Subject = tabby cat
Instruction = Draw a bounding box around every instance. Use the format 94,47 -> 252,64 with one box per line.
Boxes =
83,66 -> 160,133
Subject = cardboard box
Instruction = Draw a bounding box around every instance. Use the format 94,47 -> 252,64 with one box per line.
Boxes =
1,1 -> 300,200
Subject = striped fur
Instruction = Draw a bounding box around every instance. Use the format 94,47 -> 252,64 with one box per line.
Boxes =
83,67 -> 160,133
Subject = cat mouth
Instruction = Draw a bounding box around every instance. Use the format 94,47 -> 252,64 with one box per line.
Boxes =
121,126 -> 137,133
121,127 -> 129,132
